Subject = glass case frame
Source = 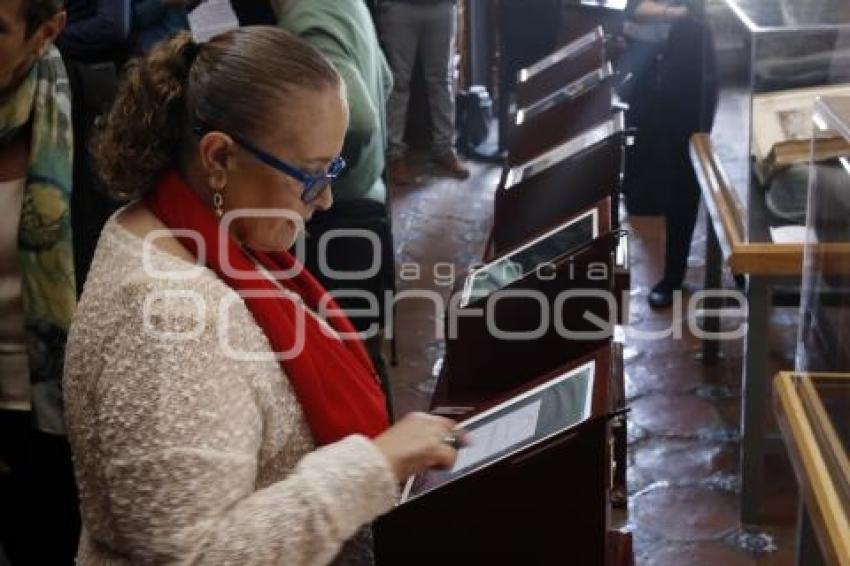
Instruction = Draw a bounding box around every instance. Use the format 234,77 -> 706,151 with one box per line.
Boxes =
774,371 -> 850,565
708,0 -> 850,243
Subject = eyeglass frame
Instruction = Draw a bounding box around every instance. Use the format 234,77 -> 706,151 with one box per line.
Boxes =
192,125 -> 346,204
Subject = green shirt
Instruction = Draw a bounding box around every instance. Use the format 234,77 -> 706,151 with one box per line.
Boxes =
278,0 -> 393,204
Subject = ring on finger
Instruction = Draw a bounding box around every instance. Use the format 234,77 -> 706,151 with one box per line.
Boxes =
441,431 -> 463,450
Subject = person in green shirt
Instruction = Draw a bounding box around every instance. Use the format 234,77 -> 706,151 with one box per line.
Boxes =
275,0 -> 392,205
275,0 -> 396,413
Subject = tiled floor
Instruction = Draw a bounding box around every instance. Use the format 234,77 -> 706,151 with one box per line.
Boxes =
385,154 -> 798,565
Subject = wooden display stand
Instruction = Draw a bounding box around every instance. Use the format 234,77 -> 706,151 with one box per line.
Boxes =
508,65 -> 616,166
376,347 -> 613,566
614,234 -> 630,326
492,123 -> 625,257
441,203 -> 615,404
376,27 -> 634,564
515,26 -> 609,109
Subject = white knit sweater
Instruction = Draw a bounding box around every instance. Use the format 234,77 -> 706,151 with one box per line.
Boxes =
64,217 -> 399,565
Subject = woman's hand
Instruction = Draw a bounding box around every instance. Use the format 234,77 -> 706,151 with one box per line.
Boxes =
373,412 -> 464,482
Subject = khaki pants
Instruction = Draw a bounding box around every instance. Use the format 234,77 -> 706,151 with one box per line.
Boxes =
379,1 -> 458,157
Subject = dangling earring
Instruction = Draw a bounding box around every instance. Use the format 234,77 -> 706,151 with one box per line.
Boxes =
213,189 -> 225,218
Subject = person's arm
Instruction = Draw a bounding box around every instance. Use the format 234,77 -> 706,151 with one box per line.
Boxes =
58,0 -> 131,57
89,280 -> 399,564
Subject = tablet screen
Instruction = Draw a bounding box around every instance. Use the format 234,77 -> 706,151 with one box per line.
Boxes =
401,360 -> 596,502
461,208 -> 598,307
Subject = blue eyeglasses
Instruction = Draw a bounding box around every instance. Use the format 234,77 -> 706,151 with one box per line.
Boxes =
193,126 -> 346,203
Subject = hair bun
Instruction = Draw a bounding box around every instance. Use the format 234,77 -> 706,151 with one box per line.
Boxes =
92,28 -> 343,200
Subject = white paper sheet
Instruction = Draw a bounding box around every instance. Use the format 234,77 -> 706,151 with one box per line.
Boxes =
450,400 -> 542,473
188,0 -> 239,44
769,225 -> 817,244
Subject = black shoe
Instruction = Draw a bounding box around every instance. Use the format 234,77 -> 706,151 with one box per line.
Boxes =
648,280 -> 677,309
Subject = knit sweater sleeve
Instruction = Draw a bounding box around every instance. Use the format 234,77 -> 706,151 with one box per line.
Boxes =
77,277 -> 399,565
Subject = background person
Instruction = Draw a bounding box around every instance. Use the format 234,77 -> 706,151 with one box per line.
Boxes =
620,0 -> 717,308
65,28 -> 459,564
56,0 -> 128,295
379,0 -> 470,185
57,0 -> 131,62
0,0 -> 80,563
641,0 -> 717,308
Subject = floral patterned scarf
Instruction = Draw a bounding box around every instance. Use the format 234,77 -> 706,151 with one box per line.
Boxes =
0,46 -> 75,435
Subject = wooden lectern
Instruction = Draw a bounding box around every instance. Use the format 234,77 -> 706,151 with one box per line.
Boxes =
508,65 -> 616,167
492,116 -> 625,257
515,26 -> 609,110
375,346 -> 613,566
439,201 -> 616,404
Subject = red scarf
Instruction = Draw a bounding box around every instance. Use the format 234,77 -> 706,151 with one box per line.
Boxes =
145,171 -> 389,445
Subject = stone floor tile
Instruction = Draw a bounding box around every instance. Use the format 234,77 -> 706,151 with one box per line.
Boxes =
642,542 -> 757,566
632,485 -> 739,541
630,394 -> 725,438
633,438 -> 737,484
625,357 -> 717,399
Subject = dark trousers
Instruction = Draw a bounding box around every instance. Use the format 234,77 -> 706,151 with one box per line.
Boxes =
0,411 -> 80,565
656,17 -> 718,288
659,137 -> 703,288
621,39 -> 669,216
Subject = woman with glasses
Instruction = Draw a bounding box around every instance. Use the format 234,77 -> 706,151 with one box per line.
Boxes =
63,28 -> 460,565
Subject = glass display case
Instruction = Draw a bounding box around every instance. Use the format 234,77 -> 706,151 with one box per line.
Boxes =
708,0 -> 850,242
774,371 -> 850,564
796,97 -> 850,373
782,96 -> 850,563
